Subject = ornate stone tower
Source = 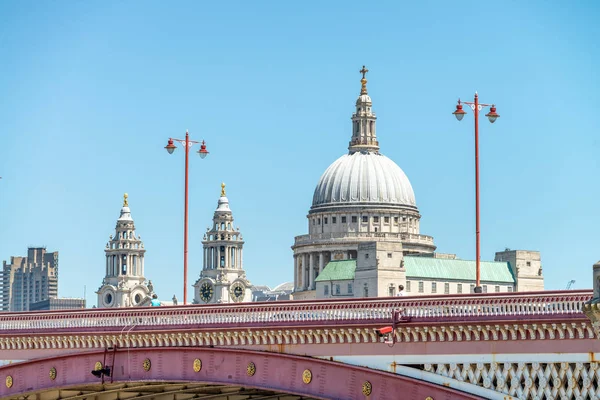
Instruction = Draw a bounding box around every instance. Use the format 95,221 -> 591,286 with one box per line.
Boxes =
193,184 -> 251,304
97,194 -> 154,308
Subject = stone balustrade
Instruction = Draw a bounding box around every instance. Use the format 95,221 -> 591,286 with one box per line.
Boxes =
0,290 -> 591,333
294,231 -> 435,246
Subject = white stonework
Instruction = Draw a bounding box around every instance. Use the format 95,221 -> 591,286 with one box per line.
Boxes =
96,194 -> 153,308
292,67 -> 434,301
193,184 -> 251,304
494,249 -> 544,291
292,67 -> 544,300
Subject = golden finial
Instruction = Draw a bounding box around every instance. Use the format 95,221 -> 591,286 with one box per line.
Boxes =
221,182 -> 226,197
123,193 -> 129,207
359,65 -> 369,94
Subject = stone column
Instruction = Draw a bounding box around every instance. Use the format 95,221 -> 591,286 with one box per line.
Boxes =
106,256 -> 109,277
301,254 -> 307,290
293,255 -> 298,290
309,253 -> 315,289
319,253 -> 324,274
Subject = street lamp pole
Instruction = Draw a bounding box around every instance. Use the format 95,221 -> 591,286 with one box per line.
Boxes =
165,131 -> 209,304
452,93 -> 499,293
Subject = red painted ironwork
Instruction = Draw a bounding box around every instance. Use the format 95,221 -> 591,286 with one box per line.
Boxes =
453,93 -> 499,293
0,347 -> 481,399
184,132 -> 190,305
165,131 -> 208,305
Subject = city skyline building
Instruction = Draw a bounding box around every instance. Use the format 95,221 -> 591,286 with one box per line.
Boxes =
292,67 -> 544,300
29,297 -> 85,311
96,194 -> 154,308
0,247 -> 58,312
193,184 -> 252,304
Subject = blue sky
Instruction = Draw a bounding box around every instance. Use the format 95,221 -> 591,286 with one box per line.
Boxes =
0,1 -> 598,305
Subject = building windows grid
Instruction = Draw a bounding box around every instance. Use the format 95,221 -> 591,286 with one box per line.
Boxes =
341,216 -> 347,223
406,281 -> 411,292
418,281 -> 424,293
431,282 -> 437,293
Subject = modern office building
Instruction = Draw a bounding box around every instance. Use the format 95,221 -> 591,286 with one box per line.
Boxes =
0,247 -> 58,312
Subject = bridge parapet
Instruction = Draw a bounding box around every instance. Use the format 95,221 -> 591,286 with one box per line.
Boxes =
0,290 -> 592,332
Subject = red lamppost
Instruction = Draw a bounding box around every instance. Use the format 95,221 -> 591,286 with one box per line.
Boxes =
165,131 -> 209,304
452,93 -> 499,293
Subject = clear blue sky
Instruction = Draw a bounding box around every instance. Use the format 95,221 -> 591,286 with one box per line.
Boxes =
0,1 -> 598,306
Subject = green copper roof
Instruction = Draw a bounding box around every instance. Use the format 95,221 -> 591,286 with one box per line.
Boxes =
404,256 -> 515,283
315,260 -> 357,282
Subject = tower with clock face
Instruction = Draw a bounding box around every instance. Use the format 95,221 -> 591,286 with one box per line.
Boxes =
193,184 -> 252,304
96,194 -> 154,308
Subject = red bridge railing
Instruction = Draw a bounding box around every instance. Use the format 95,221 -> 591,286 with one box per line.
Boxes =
0,290 -> 592,332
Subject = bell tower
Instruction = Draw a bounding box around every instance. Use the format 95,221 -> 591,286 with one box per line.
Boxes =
193,184 -> 251,304
96,193 -> 154,307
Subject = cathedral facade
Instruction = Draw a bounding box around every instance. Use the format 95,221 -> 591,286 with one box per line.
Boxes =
292,67 -> 544,300
97,194 -> 154,307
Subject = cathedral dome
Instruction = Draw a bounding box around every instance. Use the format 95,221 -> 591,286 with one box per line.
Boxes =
311,151 -> 416,210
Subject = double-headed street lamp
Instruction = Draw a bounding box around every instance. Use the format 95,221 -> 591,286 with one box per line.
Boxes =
165,130 -> 209,304
452,93 -> 499,293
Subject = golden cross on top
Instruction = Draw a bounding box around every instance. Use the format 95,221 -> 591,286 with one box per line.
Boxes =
360,65 -> 369,79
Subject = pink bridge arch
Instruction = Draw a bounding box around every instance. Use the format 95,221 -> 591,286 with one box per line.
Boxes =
0,347 -> 480,400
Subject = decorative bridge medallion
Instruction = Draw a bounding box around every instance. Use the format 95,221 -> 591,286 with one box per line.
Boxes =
246,362 -> 256,376
5,376 -> 12,389
94,361 -> 102,371
362,380 -> 372,396
193,358 -> 202,372
302,369 -> 312,384
142,358 -> 151,371
49,367 -> 56,381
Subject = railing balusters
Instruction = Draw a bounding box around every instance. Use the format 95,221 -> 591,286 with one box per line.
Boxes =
0,291 -> 592,332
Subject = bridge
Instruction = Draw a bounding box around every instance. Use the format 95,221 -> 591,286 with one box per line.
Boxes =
1,290 -> 598,399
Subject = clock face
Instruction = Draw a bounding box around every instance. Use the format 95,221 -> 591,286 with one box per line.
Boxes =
230,283 -> 245,302
200,282 -> 214,303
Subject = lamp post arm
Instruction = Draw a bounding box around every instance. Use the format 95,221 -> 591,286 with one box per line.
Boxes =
171,138 -> 201,146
